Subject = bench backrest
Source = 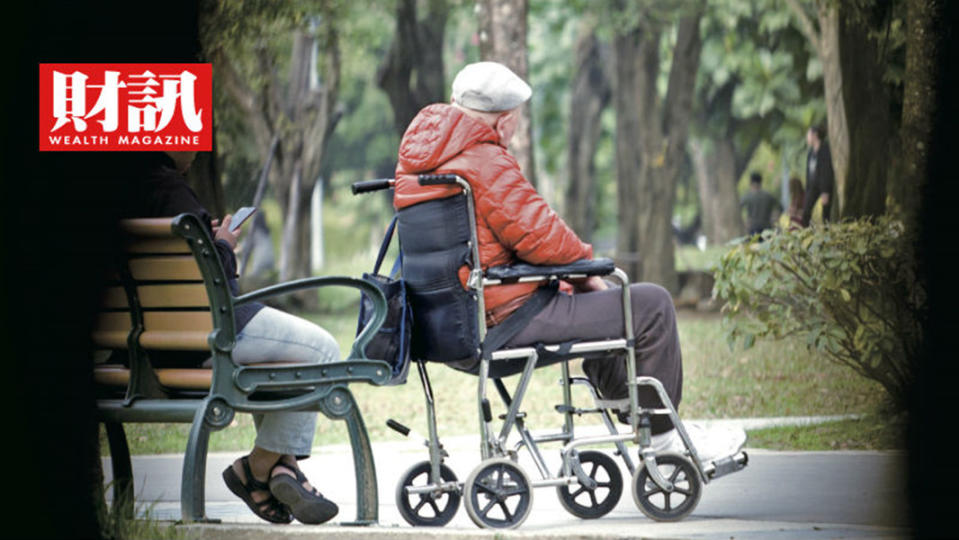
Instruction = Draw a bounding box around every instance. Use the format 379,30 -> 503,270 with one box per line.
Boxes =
93,214 -> 234,396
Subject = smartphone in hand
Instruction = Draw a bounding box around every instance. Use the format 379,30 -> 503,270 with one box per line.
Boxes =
229,207 -> 257,233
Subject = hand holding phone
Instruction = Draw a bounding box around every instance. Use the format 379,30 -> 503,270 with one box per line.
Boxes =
229,207 -> 257,233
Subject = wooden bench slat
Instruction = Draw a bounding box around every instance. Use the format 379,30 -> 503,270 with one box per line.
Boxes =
120,218 -> 176,237
101,284 -> 210,309
139,331 -> 210,350
129,256 -> 203,281
94,312 -> 213,350
92,330 -> 128,349
144,311 -> 213,333
125,237 -> 192,254
94,366 -> 212,390
139,284 -> 210,308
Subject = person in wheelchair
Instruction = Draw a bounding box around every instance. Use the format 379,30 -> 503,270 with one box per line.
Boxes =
393,61 -> 746,462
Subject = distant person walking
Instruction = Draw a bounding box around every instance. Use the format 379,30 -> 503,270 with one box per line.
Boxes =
801,124 -> 835,226
740,172 -> 782,236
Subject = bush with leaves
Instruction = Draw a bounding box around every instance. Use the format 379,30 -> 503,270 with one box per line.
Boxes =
712,216 -> 923,408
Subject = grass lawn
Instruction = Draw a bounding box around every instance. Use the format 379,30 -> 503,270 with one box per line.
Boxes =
101,309 -> 902,456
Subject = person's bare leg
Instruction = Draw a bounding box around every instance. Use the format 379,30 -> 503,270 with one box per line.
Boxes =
231,446 -> 282,505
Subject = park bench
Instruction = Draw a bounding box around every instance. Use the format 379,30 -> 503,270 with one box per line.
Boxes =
92,213 -> 391,524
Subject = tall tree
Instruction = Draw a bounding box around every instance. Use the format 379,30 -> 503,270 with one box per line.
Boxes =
898,0 -> 941,229
837,2 -> 901,219
784,0 -> 905,221
690,0 -> 813,244
476,0 -> 538,186
689,80 -> 746,244
205,2 -> 342,309
377,0 -> 449,137
564,18 -> 611,242
783,0 -> 848,218
612,1 -> 704,293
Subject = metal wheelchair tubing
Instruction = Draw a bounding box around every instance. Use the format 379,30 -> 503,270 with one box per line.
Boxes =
635,376 -> 710,484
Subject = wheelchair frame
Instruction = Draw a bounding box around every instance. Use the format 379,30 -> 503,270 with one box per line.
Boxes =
353,174 -> 747,529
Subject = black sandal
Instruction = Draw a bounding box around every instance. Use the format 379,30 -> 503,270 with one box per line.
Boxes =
269,460 -> 339,525
222,456 -> 293,524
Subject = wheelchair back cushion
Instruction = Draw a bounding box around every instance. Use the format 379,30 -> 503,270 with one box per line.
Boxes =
397,194 -> 481,363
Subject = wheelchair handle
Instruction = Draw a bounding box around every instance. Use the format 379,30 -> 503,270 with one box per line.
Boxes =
418,174 -> 460,186
351,178 -> 393,195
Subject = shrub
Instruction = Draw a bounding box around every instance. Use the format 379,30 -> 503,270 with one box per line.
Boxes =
712,216 -> 923,408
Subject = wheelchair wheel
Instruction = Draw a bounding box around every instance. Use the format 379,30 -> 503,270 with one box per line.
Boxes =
395,461 -> 460,527
556,450 -> 623,519
463,458 -> 534,529
631,453 -> 702,521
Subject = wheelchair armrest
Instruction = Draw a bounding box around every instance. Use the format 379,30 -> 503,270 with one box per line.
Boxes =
485,258 -> 616,283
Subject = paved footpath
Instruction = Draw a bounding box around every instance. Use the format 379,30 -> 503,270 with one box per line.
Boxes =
104,419 -> 912,539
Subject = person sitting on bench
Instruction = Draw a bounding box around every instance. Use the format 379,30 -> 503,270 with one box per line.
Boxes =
392,62 -> 746,461
123,151 -> 341,525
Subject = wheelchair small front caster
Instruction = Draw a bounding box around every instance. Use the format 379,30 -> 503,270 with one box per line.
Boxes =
556,450 -> 623,519
463,458 -> 533,529
395,461 -> 460,526
632,453 -> 702,521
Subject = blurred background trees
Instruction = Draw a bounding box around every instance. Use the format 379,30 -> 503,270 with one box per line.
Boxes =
198,0 -> 925,301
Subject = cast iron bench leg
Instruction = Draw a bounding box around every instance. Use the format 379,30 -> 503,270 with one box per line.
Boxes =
104,422 -> 134,520
320,387 -> 378,525
181,397 -> 233,523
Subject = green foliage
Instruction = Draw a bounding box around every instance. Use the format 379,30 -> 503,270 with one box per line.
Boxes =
713,216 -> 923,408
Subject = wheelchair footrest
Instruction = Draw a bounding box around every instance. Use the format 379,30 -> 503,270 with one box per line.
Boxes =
704,451 -> 748,480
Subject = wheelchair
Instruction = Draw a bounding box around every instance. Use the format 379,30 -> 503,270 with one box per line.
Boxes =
352,174 -> 747,529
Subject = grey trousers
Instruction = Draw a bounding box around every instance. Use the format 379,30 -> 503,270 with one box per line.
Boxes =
504,283 -> 683,434
204,307 -> 340,457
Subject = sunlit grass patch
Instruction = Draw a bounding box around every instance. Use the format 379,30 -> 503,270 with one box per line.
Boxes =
105,310 -> 893,456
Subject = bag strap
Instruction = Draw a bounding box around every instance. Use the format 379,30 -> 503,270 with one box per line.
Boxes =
372,215 -> 399,275
481,281 -> 559,359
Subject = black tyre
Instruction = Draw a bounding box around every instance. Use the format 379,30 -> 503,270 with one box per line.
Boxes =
395,461 -> 460,526
556,450 -> 623,519
631,453 -> 702,521
463,458 -> 534,529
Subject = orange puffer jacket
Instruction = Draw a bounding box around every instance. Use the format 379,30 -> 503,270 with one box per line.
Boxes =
394,103 -> 593,320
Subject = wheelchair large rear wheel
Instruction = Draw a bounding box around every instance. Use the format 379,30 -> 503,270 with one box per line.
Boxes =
463,458 -> 534,529
556,450 -> 623,519
395,460 -> 460,526
632,453 -> 702,521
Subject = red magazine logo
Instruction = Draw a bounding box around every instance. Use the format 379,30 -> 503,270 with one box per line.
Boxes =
39,63 -> 212,151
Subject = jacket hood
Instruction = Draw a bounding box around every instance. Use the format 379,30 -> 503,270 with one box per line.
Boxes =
397,104 -> 501,174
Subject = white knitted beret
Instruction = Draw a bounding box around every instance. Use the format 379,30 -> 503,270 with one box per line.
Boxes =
451,61 -> 532,112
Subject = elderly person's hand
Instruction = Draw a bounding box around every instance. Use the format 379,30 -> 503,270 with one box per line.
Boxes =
571,275 -> 608,293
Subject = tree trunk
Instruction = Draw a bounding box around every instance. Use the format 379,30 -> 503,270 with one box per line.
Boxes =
784,0 -> 848,218
690,138 -> 743,244
817,3 -> 849,219
839,8 -> 892,220
612,8 -> 702,294
476,0 -> 537,186
612,25 -> 647,283
898,0 -> 942,231
642,13 -> 702,294
565,21 -> 610,242
377,0 -> 448,136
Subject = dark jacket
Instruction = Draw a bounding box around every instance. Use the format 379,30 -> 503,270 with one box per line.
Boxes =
124,152 -> 264,364
802,141 -> 835,226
